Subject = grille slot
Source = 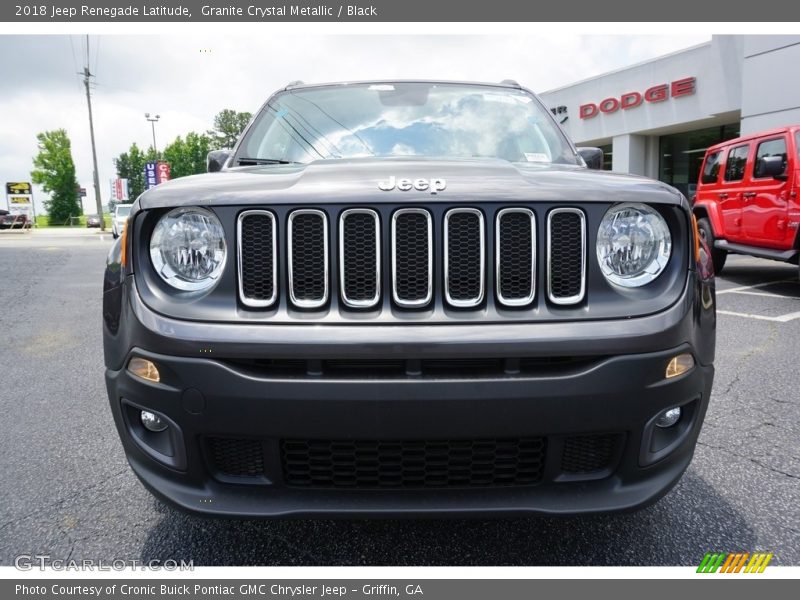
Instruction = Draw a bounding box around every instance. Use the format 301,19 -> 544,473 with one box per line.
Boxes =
444,208 -> 485,307
339,209 -> 380,308
496,208 -> 535,306
288,209 -> 328,308
391,209 -> 433,307
224,355 -> 605,379
547,208 -> 586,305
208,437 -> 265,478
561,433 -> 619,474
238,210 -> 277,307
281,437 -> 546,488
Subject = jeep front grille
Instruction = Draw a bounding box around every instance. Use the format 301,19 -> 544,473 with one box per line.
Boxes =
391,208 -> 433,307
237,210 -> 277,307
339,209 -> 380,308
496,208 -> 535,306
288,209 -> 328,308
547,208 -> 586,305
237,205 -> 587,313
444,208 -> 485,307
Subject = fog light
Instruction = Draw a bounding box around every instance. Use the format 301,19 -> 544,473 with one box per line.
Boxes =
128,357 -> 160,382
140,410 -> 168,432
665,353 -> 694,379
655,407 -> 682,428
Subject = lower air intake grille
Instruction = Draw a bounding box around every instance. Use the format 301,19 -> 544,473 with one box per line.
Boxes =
548,209 -> 585,304
281,437 -> 546,488
208,437 -> 265,478
561,433 -> 619,474
392,209 -> 432,306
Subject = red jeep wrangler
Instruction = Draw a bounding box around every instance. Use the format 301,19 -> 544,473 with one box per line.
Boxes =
693,125 -> 800,276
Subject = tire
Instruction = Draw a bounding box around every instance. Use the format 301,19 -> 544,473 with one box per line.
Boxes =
697,217 -> 727,274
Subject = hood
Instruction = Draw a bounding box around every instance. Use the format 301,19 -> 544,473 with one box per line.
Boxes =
137,157 -> 684,210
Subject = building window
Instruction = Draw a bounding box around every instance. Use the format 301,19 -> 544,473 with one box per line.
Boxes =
724,145 -> 749,182
659,123 -> 740,197
598,143 -> 612,170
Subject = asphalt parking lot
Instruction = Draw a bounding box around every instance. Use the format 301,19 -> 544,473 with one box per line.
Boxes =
0,228 -> 797,566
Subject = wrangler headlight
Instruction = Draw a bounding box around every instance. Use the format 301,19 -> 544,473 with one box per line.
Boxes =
596,203 -> 671,287
150,207 -> 226,291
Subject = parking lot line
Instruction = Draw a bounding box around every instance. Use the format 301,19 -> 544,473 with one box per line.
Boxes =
718,309 -> 800,322
716,279 -> 796,295
727,290 -> 800,300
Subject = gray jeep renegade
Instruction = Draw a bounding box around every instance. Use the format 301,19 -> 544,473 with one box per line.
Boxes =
103,80 -> 716,517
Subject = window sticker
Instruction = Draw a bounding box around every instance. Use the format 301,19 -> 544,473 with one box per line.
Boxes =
525,153 -> 550,162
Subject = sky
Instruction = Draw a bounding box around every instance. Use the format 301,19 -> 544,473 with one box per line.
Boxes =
0,34 -> 709,215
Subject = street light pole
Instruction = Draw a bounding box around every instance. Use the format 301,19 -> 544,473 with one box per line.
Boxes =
145,112 -> 160,159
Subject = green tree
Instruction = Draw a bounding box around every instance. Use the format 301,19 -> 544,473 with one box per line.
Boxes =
162,132 -> 214,179
114,143 -> 156,203
208,109 -> 252,149
30,129 -> 81,225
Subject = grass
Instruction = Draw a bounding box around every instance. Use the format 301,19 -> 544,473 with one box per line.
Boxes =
34,214 -> 112,228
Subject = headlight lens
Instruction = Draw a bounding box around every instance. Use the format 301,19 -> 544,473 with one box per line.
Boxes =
596,203 -> 671,287
149,207 -> 226,291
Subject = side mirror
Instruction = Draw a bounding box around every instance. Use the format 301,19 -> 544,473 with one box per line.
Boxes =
207,150 -> 231,173
577,147 -> 604,170
756,155 -> 787,180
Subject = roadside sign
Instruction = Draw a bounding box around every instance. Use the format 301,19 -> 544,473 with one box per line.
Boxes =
5,181 -> 33,219
157,161 -> 171,184
6,182 -> 31,195
79,187 -> 87,197
144,161 -> 157,190
144,161 -> 171,190
110,178 -> 129,201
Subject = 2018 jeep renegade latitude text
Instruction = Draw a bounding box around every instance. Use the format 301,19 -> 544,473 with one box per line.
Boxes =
103,80 -> 716,517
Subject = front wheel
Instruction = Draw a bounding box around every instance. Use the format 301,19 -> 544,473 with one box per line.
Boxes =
697,217 -> 727,274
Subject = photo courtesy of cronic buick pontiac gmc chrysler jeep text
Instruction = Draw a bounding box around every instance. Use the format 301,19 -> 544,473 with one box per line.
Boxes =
693,125 -> 800,277
102,80 -> 716,517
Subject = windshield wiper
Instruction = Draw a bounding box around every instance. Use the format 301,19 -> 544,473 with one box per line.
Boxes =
237,157 -> 300,165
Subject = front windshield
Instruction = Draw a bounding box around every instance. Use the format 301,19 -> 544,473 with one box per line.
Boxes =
236,82 -> 577,166
116,206 -> 132,217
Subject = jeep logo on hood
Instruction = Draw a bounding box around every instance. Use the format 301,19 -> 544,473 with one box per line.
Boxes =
378,176 -> 446,194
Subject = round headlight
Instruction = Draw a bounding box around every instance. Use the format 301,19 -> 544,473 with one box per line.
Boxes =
596,203 -> 671,288
150,207 -> 226,291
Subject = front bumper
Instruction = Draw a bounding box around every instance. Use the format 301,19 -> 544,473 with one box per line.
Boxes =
104,269 -> 715,517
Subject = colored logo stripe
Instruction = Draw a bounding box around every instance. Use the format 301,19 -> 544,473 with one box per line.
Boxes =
697,552 -> 773,573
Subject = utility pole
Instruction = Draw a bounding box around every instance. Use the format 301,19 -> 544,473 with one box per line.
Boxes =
82,35 -> 105,231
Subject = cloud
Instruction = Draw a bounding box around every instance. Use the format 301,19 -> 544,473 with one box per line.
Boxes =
0,34 -> 709,214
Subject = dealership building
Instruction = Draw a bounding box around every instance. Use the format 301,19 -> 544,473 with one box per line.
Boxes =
539,35 -> 800,198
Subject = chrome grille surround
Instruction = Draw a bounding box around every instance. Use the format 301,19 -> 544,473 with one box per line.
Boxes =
237,209 -> 277,308
495,207 -> 536,307
339,208 -> 381,309
391,208 -> 433,308
444,208 -> 485,308
546,207 -> 586,305
287,208 -> 329,309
